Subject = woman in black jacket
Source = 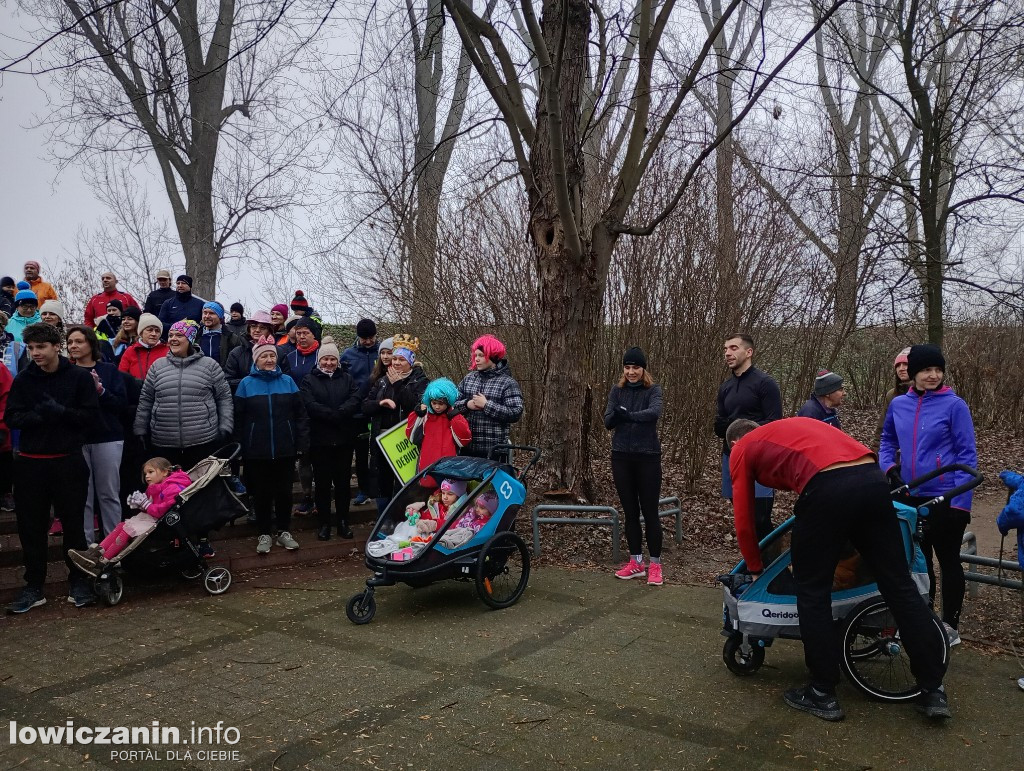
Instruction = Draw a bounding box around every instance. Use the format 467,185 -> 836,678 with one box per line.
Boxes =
604,347 -> 664,585
301,337 -> 362,541
362,337 -> 428,514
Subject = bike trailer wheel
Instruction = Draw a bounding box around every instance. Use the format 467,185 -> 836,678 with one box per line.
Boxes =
723,633 -> 765,675
840,596 -> 948,702
346,592 -> 376,624
475,532 -> 530,609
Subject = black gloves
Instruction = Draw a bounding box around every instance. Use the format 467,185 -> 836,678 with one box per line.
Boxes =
36,394 -> 66,419
887,466 -> 905,490
616,405 -> 631,423
414,403 -> 428,417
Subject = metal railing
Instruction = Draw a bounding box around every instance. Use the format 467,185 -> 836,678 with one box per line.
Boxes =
961,531 -> 1022,591
532,497 -> 683,563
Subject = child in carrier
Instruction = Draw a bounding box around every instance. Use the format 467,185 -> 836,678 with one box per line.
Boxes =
69,457 -> 191,574
411,478 -> 468,535
440,490 -> 498,548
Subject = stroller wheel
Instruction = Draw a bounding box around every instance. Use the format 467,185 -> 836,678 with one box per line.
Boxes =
94,574 -> 124,607
840,596 -> 947,702
203,567 -> 232,596
723,633 -> 765,675
346,592 -> 376,624
476,532 -> 530,610
181,565 -> 204,580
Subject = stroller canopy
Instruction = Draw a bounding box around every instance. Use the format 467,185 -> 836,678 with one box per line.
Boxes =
427,456 -> 506,481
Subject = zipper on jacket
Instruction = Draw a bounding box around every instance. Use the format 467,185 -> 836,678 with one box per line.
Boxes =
177,363 -> 184,448
910,391 -> 924,481
268,385 -> 276,459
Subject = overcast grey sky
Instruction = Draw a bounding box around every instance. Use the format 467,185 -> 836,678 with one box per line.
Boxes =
0,5 -> 290,312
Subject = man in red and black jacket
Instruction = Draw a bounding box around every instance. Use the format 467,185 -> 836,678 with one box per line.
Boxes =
726,416 -> 951,723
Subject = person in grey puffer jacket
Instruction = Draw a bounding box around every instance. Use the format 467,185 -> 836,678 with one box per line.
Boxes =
604,347 -> 664,585
134,319 -> 233,470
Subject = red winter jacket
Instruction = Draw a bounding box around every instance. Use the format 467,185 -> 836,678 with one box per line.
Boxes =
84,290 -> 140,328
119,342 -> 169,381
406,409 -> 472,479
729,417 -> 874,573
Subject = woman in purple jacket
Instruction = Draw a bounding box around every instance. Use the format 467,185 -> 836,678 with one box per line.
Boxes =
879,344 -> 977,647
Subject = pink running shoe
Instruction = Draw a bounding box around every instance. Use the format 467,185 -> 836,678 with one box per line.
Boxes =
615,559 -> 646,580
647,563 -> 663,586
48,517 -> 63,536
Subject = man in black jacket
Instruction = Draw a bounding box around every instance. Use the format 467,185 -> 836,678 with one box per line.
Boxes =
714,333 -> 782,542
143,269 -> 175,316
4,323 -> 100,613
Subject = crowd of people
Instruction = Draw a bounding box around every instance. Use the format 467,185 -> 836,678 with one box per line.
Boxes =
0,259 -> 1008,719
1,263 -> 525,612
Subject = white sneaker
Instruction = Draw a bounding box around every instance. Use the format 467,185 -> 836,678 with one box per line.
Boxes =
1017,676 -> 1023,691
256,534 -> 273,555
943,622 -> 961,647
276,531 -> 299,550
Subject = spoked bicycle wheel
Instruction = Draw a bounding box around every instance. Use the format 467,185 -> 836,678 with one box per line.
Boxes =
840,596 -> 949,702
476,532 -> 530,609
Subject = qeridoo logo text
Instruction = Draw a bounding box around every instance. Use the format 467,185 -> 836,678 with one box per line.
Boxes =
761,608 -> 799,619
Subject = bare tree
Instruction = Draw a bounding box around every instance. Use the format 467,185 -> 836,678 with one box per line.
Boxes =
12,0 -> 324,297
440,0 -> 850,495
853,0 -> 1024,345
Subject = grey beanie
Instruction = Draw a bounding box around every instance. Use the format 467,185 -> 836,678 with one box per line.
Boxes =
812,370 -> 844,397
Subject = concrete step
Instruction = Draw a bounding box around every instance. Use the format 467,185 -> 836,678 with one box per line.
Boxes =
0,500 -> 381,604
0,519 -> 376,606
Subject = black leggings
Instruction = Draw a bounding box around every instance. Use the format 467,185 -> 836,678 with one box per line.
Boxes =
793,465 -> 947,692
611,452 -> 662,559
311,445 -> 354,527
245,457 -> 295,536
908,496 -> 969,629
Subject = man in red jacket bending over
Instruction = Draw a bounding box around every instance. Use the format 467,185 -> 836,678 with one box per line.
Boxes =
726,416 -> 951,722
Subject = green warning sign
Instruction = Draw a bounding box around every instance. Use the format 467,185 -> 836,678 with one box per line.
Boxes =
375,421 -> 420,484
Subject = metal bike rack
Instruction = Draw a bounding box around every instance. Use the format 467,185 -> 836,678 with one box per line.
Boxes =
961,532 -> 981,598
960,532 -> 1022,590
532,497 -> 684,564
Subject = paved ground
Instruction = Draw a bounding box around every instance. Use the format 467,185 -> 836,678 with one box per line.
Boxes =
1,564 -> 1022,770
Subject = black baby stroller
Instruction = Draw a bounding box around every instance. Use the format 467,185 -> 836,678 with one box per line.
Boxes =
346,445 -> 540,624
718,463 -> 983,702
86,445 -> 250,606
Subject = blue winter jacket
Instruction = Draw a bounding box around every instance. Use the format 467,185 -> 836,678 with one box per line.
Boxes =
996,471 -> 1024,569
234,365 -> 309,460
278,345 -> 319,388
879,386 -> 977,511
796,395 -> 841,429
157,291 -> 206,337
339,341 -> 379,391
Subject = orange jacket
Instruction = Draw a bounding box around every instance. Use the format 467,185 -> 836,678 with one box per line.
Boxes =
27,277 -> 59,304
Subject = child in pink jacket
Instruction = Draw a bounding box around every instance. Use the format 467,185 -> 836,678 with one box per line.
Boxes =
70,458 -> 191,573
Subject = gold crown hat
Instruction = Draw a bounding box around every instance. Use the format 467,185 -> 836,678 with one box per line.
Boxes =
392,333 -> 420,353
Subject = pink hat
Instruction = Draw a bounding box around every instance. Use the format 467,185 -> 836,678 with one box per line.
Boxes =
894,347 -> 911,367
169,319 -> 199,345
474,491 -> 499,515
271,304 -> 288,318
250,309 -> 273,325
440,479 -> 467,497
24,260 -> 40,272
252,335 -> 278,362
469,334 -> 507,370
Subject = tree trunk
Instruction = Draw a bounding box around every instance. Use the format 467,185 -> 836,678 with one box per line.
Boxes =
712,27 -> 740,332
530,0 -> 597,497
